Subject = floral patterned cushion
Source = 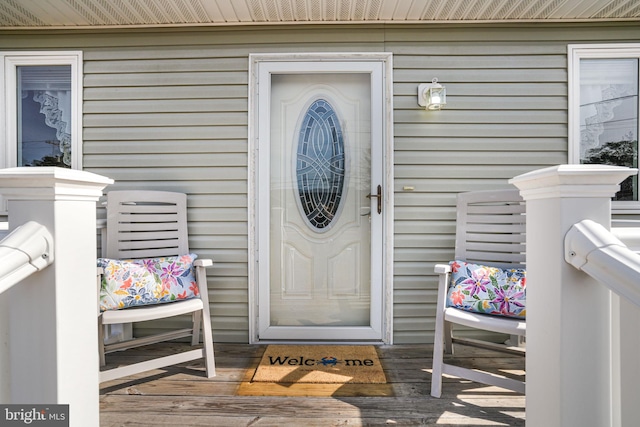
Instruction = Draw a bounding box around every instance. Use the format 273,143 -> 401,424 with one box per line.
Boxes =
98,253 -> 200,312
446,260 -> 526,318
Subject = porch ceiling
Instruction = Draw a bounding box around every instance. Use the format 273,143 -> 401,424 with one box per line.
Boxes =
1,0 -> 638,29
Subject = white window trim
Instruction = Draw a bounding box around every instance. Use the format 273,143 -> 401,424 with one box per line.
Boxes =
1,51 -> 83,171
568,44 -> 640,212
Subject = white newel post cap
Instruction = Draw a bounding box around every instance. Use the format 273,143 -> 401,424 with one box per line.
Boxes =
0,167 -> 114,200
509,164 -> 637,199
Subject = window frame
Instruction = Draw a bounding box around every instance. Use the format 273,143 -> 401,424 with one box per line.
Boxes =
1,51 -> 83,171
0,51 -> 82,215
568,43 -> 640,212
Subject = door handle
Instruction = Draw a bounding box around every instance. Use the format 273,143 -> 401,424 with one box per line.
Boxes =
366,185 -> 382,214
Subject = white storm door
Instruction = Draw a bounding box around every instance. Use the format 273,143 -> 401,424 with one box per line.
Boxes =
256,60 -> 385,341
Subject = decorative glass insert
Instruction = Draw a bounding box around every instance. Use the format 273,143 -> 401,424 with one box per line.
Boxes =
295,98 -> 346,230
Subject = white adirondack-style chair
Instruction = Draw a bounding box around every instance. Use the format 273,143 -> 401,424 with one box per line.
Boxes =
98,190 -> 215,383
431,189 -> 526,397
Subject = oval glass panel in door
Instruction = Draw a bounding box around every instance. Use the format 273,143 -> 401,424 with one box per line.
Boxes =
295,98 -> 346,231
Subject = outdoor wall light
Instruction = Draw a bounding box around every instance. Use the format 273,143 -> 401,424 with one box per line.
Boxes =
418,78 -> 446,110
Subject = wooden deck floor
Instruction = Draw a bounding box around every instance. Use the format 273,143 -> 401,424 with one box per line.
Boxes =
100,343 -> 525,426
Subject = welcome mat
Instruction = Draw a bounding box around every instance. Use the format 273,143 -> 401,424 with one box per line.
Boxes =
237,345 -> 392,397
252,345 -> 386,384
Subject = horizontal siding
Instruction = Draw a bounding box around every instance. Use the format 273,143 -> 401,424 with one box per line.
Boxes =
84,85 -> 246,100
68,28 -> 389,343
82,44 -> 251,342
1,22 -> 639,344
387,23 -> 636,344
84,112 -> 247,127
84,99 -> 247,113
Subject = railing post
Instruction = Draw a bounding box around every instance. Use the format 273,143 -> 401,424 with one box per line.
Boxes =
0,167 -> 113,427
510,164 -> 635,427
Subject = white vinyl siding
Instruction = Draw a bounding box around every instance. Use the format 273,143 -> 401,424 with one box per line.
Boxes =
0,23 -> 638,343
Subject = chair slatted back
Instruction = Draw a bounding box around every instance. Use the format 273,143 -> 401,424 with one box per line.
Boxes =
454,189 -> 526,268
105,190 -> 189,259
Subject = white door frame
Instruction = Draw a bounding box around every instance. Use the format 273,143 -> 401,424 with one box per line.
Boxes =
248,52 -> 394,344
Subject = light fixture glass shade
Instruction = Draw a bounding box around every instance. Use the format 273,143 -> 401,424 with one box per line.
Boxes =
427,83 -> 446,110
418,78 -> 446,110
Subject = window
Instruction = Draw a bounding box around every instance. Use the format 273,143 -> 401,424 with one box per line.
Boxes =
0,51 -> 82,213
569,44 -> 640,209
1,52 -> 83,170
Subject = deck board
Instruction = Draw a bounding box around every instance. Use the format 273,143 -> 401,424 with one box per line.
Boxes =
100,343 -> 525,426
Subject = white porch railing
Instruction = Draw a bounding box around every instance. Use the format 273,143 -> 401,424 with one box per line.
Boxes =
511,164 -> 640,427
0,221 -> 54,294
0,167 -> 112,427
2,163 -> 640,427
566,219 -> 640,308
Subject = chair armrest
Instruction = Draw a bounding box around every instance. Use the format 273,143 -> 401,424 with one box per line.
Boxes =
97,266 -> 104,275
194,258 -> 213,268
434,263 -> 451,274
434,263 -> 452,311
193,258 -> 212,305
